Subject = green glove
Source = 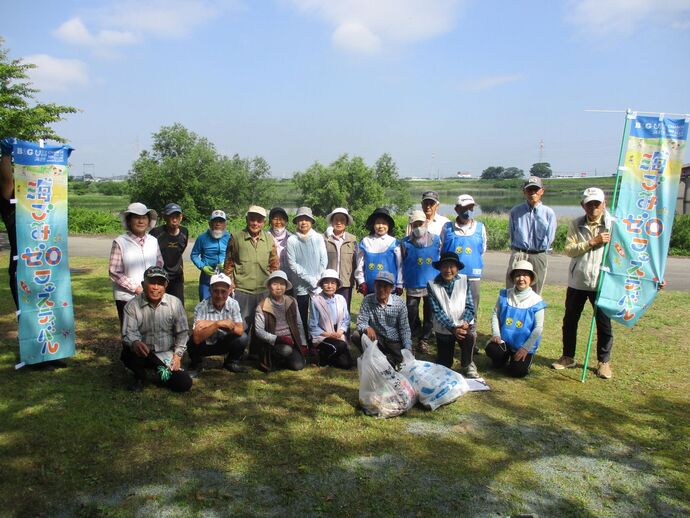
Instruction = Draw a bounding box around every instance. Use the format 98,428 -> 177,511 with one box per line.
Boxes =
202,265 -> 215,276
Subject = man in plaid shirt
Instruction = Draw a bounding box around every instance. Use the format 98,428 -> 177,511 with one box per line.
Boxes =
353,271 -> 412,368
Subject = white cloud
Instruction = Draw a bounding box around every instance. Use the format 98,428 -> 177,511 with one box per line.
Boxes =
22,54 -> 89,92
55,17 -> 137,47
459,74 -> 523,92
288,0 -> 465,54
567,0 -> 690,34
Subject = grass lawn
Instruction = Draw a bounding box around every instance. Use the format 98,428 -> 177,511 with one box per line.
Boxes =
0,255 -> 688,517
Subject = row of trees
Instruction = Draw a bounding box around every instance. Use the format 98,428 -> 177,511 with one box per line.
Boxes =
480,162 -> 553,180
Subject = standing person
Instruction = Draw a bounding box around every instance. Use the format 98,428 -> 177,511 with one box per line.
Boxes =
223,205 -> 279,332
324,207 -> 357,312
553,187 -> 614,379
120,266 -> 192,393
355,207 -> 403,296
427,252 -> 478,378
268,207 -> 292,270
401,210 -> 440,354
285,207 -> 328,348
254,271 -> 307,372
187,273 -> 250,377
191,210 -> 230,302
0,141 -> 18,310
309,269 -> 353,369
486,260 -> 546,378
440,194 -> 487,312
419,190 -> 450,236
109,202 -> 163,326
506,176 -> 557,295
150,203 -> 188,306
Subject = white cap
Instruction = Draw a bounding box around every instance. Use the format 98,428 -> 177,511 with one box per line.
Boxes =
455,194 -> 475,207
210,273 -> 233,287
582,187 -> 605,204
209,209 -> 227,221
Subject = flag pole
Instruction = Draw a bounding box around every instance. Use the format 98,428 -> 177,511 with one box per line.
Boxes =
580,109 -> 633,382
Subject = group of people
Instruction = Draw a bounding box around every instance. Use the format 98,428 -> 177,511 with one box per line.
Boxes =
106,175 -> 615,393
0,140 -> 613,387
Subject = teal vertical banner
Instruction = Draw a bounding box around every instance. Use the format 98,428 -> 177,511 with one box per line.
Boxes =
12,139 -> 76,365
597,116 -> 689,326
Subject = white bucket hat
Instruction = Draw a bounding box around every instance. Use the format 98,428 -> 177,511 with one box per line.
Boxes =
120,202 -> 157,231
318,268 -> 342,288
293,207 -> 316,224
510,259 -> 537,285
326,207 -> 353,226
264,270 -> 293,290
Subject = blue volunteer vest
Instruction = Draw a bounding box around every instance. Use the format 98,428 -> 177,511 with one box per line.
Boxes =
360,239 -> 398,287
440,221 -> 484,279
402,235 -> 440,289
498,289 -> 546,354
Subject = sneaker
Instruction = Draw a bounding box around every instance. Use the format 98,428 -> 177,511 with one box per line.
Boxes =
417,340 -> 429,354
596,361 -> 612,379
551,356 -> 576,370
223,361 -> 249,374
187,364 -> 204,379
127,378 -> 145,392
462,362 -> 480,379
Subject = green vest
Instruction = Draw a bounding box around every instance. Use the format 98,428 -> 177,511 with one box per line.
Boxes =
233,230 -> 275,294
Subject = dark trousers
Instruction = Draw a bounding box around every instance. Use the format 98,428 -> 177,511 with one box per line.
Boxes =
562,287 -> 613,362
259,338 -> 306,371
317,337 -> 353,369
120,346 -> 192,392
187,332 -> 249,366
166,276 -> 185,307
336,286 -> 353,313
435,327 -> 476,369
351,331 -> 404,368
8,256 -> 18,310
406,294 -> 433,342
295,294 -> 311,345
485,341 -> 533,378
116,300 -> 128,328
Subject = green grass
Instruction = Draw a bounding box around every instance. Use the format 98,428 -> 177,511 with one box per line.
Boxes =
1,255 -> 688,516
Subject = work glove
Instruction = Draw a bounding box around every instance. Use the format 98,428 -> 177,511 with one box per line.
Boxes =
358,282 -> 368,295
276,335 -> 294,346
202,265 -> 215,276
395,288 -> 403,296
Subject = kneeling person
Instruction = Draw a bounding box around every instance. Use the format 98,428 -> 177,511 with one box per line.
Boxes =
352,271 -> 412,369
188,273 -> 250,377
255,271 -> 307,372
309,269 -> 353,369
486,261 -> 546,378
121,266 -> 192,392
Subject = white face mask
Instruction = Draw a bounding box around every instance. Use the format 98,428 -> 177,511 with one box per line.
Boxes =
412,226 -> 427,238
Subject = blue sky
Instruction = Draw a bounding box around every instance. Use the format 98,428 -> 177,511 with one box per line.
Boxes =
3,0 -> 690,178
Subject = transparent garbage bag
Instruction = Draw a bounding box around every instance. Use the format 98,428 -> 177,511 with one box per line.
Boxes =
400,349 -> 469,410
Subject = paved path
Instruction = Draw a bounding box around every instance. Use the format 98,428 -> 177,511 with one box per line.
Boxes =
58,235 -> 690,291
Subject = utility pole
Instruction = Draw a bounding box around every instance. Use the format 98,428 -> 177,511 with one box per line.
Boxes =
538,139 -> 544,163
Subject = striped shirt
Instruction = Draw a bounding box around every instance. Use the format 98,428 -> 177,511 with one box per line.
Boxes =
122,293 -> 189,356
356,293 -> 412,349
193,296 -> 243,345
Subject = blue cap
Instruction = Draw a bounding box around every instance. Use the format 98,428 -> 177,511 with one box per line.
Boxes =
163,203 -> 182,215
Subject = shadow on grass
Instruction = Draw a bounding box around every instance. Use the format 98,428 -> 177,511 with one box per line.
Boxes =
0,257 -> 688,516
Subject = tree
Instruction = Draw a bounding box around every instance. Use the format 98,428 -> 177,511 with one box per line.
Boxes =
480,166 -> 505,180
502,166 -> 524,179
0,38 -> 77,142
293,153 -> 412,218
530,162 -> 553,178
129,123 -> 274,221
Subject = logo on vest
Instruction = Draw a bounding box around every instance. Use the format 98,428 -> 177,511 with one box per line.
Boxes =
505,317 -> 514,327
515,320 -> 523,328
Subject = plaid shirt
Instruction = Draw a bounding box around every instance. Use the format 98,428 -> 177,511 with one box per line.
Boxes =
193,296 -> 243,345
122,293 -> 189,356
109,232 -> 164,293
356,293 -> 412,349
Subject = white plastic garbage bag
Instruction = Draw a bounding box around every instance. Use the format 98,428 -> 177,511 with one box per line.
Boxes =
400,349 -> 469,410
358,336 -> 417,418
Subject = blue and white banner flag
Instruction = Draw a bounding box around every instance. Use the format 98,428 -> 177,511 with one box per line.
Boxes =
11,139 -> 76,364
597,115 -> 688,326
